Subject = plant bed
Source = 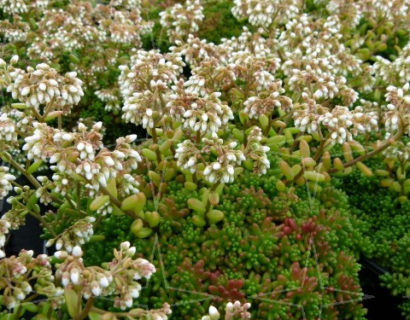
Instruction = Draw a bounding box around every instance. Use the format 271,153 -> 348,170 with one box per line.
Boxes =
0,0 -> 409,320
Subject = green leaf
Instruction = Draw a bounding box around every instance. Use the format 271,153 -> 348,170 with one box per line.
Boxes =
142,148 -> 157,161
89,195 -> 110,211
134,227 -> 153,238
207,209 -> 224,223
106,178 -> 118,199
121,193 -> 146,214
188,198 -> 205,214
64,288 -> 80,318
89,311 -> 102,320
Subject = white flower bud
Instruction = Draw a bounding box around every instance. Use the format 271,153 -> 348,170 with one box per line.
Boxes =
70,269 -> 80,284
72,246 -> 83,257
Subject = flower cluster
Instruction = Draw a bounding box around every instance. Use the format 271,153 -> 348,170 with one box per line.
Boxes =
244,127 -> 270,174
384,141 -> 410,162
225,301 -> 252,320
0,166 -> 15,201
120,50 -> 184,128
172,34 -> 227,67
243,80 -> 292,118
122,91 -> 157,129
6,62 -> 83,114
293,96 -> 379,144
373,44 -> 410,86
0,249 -> 58,309
384,83 -> 410,136
201,301 -> 252,320
55,241 -> 156,309
0,0 -> 48,15
232,0 -> 301,27
46,217 -> 95,253
0,14 -> 29,42
168,80 -> 234,135
0,112 -> 18,146
326,0 -> 362,27
292,97 -> 325,134
175,137 -> 246,184
201,140 -> 245,184
23,122 -> 141,195
0,242 -> 169,318
0,219 -> 11,258
95,88 -> 121,112
159,0 -> 204,43
119,50 -> 184,98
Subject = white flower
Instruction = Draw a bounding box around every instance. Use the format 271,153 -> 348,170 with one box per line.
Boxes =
72,246 -> 83,257
70,268 -> 80,285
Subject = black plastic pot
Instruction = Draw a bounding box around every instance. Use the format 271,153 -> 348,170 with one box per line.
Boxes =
0,175 -> 44,257
359,257 -> 405,320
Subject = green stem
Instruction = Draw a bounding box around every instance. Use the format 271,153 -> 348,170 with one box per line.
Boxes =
151,127 -> 162,162
75,297 -> 95,320
76,182 -> 82,214
28,210 -> 57,237
12,305 -> 22,320
2,151 -> 41,188
329,122 -> 404,173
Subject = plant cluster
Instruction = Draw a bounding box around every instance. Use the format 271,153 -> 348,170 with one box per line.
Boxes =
84,166 -> 368,319
0,0 -> 409,319
333,161 -> 410,319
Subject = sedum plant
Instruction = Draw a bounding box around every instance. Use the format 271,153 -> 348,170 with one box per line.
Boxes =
0,0 -> 409,319
0,242 -> 171,319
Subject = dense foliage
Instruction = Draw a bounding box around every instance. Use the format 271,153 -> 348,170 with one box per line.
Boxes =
333,160 -> 410,318
0,0 -> 409,319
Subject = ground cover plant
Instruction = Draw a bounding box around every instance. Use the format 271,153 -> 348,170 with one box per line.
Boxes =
0,0 -> 409,319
